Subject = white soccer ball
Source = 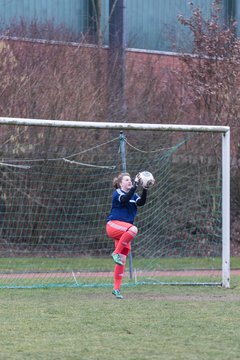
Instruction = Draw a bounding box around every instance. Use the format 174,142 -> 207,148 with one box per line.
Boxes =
139,171 -> 155,189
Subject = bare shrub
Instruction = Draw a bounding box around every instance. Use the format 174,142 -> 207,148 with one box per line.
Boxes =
177,0 -> 240,249
1,17 -> 81,42
0,39 -> 108,120
126,54 -> 181,124
177,0 -> 240,129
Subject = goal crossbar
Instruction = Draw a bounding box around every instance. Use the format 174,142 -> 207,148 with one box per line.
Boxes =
0,116 -> 229,133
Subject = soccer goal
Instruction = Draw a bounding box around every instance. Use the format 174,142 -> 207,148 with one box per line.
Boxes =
0,117 -> 230,289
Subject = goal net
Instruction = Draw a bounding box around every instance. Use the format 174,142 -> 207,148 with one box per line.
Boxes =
0,118 -> 230,289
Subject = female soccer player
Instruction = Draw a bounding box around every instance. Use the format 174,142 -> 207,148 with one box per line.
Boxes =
106,172 -> 147,299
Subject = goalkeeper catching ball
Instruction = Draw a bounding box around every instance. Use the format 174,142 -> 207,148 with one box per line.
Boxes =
106,172 -> 148,299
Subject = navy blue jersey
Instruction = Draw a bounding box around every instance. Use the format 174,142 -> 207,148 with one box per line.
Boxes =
107,188 -> 141,224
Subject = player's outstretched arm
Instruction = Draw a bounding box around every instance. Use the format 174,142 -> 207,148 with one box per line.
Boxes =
136,188 -> 147,206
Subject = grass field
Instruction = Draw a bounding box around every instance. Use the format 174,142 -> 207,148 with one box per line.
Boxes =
1,274 -> 240,360
2,256 -> 236,289
0,256 -> 230,272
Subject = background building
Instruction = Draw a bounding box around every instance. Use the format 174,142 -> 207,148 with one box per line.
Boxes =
0,0 -> 237,52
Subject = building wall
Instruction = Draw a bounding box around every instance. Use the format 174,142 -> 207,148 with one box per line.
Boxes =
0,0 -> 88,36
125,0 -> 213,52
0,0 -> 235,52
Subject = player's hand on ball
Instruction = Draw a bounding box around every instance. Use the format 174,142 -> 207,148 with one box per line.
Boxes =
134,173 -> 141,186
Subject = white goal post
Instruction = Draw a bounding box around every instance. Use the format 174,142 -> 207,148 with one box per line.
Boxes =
0,117 -> 230,288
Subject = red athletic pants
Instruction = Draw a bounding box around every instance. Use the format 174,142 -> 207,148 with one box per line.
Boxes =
106,220 -> 138,256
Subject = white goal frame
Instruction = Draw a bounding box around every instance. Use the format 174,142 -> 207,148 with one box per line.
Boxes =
0,117 -> 230,288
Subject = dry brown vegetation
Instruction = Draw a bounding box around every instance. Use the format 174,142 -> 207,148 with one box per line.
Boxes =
0,0 -> 240,252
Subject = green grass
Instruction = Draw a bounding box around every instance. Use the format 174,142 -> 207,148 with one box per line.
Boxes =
0,256 -> 238,289
1,256 -> 239,272
1,277 -> 240,360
